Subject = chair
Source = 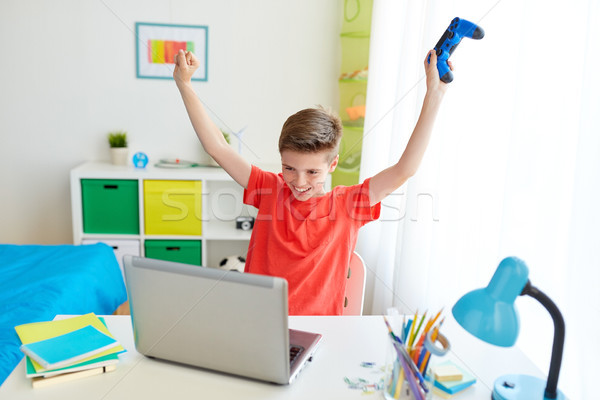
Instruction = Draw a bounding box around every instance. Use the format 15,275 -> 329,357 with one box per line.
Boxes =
342,252 -> 367,315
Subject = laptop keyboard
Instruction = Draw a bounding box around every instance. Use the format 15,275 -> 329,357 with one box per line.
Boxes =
289,345 -> 304,366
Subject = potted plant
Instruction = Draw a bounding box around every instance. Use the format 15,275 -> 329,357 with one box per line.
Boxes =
221,130 -> 231,145
211,130 -> 231,166
108,131 -> 129,166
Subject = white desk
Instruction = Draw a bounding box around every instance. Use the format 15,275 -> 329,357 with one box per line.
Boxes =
0,316 -> 544,399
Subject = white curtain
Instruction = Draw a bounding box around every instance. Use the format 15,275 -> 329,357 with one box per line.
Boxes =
356,1 -> 600,398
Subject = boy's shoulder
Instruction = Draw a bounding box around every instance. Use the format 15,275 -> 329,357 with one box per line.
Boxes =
246,165 -> 282,186
331,177 -> 372,194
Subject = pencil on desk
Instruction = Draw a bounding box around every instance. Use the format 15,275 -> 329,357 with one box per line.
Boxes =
31,364 -> 116,388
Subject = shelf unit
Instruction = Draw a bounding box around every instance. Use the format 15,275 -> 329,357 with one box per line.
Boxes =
70,162 -> 255,270
332,0 -> 373,188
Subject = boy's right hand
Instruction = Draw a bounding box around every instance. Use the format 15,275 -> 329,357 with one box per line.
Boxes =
173,50 -> 199,85
424,50 -> 451,96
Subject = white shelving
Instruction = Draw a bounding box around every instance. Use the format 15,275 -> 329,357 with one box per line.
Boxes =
70,162 -> 255,268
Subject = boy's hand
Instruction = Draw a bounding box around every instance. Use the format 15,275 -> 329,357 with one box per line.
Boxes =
173,50 -> 199,85
424,50 -> 452,95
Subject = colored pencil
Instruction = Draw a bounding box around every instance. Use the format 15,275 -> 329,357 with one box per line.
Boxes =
407,309 -> 418,350
418,308 -> 443,345
411,310 -> 427,348
416,308 -> 444,369
421,317 -> 445,373
393,341 -> 424,400
403,318 -> 412,342
394,368 -> 404,399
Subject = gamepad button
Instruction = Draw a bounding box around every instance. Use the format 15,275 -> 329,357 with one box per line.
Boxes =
441,71 -> 453,83
472,26 -> 485,40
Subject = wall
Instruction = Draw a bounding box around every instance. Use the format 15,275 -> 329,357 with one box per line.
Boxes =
0,0 -> 341,244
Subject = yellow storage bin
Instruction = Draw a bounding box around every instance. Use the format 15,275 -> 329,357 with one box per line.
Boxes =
144,180 -> 202,235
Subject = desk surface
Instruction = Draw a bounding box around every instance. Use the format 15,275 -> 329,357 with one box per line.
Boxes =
0,315 -> 543,399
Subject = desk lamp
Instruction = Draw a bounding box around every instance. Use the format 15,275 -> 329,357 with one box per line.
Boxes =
451,257 -> 566,400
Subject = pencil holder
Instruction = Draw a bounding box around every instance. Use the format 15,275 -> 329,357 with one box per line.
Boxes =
383,340 -> 433,400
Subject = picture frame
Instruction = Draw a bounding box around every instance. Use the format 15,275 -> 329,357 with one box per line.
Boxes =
135,22 -> 208,81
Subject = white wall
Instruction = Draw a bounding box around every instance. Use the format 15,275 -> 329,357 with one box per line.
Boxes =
0,0 -> 341,244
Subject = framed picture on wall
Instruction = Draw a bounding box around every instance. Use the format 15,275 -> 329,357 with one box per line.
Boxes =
135,22 -> 208,81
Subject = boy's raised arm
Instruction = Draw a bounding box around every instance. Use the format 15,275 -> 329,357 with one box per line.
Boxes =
174,50 -> 252,188
368,50 -> 449,206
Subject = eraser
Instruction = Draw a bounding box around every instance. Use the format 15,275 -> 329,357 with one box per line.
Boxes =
433,363 -> 463,382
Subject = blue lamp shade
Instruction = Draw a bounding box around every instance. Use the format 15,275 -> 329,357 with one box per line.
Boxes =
452,257 -> 530,347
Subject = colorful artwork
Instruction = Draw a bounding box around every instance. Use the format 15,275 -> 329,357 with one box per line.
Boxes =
136,23 -> 208,81
147,40 -> 194,64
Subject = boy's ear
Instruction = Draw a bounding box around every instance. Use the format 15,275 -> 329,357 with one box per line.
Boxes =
328,154 -> 339,173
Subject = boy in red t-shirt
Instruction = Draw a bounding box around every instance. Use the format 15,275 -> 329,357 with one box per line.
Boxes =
174,49 -> 450,315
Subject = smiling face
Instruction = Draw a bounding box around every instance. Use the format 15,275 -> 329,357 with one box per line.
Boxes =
281,150 -> 339,201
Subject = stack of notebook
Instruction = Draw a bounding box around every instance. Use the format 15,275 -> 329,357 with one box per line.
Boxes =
14,313 -> 125,388
432,360 -> 477,398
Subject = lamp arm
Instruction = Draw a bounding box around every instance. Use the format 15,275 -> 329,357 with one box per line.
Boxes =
520,281 -> 565,400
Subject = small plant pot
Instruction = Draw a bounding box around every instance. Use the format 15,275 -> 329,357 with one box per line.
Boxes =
110,147 -> 129,166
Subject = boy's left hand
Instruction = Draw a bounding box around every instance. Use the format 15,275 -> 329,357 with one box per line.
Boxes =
424,50 -> 452,95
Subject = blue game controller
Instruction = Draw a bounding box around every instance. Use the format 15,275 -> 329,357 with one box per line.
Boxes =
429,17 -> 484,83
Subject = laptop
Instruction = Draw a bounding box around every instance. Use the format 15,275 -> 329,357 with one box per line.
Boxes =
122,255 -> 322,384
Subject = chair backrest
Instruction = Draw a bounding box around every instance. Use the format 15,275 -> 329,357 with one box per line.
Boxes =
342,252 -> 366,315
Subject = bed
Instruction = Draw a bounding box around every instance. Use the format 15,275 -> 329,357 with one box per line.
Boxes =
0,243 -> 127,385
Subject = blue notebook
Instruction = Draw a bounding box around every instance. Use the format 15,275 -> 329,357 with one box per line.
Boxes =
20,325 -> 119,370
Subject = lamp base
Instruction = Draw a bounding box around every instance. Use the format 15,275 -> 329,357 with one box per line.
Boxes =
492,374 -> 566,400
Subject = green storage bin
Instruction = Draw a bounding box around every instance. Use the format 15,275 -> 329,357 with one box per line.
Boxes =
81,179 -> 139,234
341,0 -> 373,37
339,80 -> 368,123
340,35 -> 370,73
144,240 -> 202,266
332,126 -> 363,187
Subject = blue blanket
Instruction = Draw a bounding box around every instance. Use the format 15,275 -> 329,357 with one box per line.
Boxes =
0,243 -> 127,385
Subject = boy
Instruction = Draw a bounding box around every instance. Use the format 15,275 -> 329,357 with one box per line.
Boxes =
174,49 -> 449,315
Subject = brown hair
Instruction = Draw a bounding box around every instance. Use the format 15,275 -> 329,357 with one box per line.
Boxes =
278,106 -> 343,162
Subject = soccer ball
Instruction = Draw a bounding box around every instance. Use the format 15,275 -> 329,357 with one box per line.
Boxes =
218,255 -> 246,272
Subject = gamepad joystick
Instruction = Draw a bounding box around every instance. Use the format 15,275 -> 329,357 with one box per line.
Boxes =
429,17 -> 484,83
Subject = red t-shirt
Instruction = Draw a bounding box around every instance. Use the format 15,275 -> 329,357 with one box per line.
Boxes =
243,165 -> 381,315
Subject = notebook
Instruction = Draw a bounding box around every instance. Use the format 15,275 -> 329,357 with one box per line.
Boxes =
123,255 -> 322,384
20,325 -> 119,370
